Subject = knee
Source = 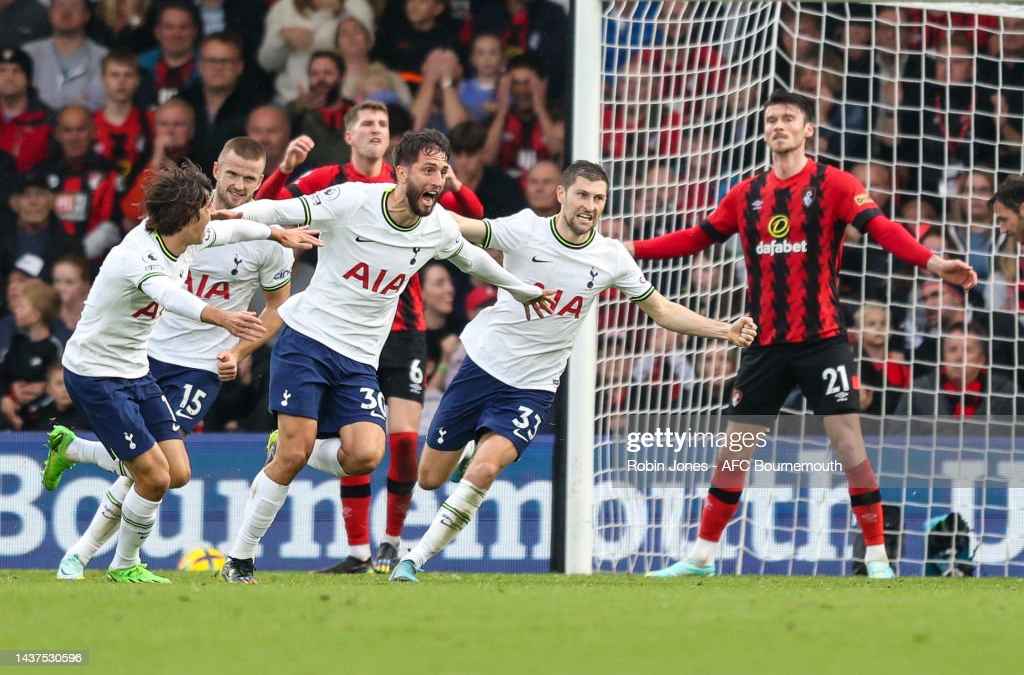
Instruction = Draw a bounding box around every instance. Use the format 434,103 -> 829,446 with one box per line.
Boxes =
168,465 -> 191,489
418,464 -> 446,491
135,466 -> 170,496
464,459 -> 501,488
343,445 -> 384,476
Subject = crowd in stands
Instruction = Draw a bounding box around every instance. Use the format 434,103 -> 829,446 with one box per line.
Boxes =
0,1 -> 1020,436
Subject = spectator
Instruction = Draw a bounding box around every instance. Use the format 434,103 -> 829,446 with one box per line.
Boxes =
373,0 -> 458,79
596,333 -> 635,433
38,105 -> 123,259
245,105 -> 292,174
421,261 -> 458,391
258,0 -> 363,103
50,255 -> 91,343
449,120 -> 524,217
138,0 -> 200,105
896,322 -> 1016,417
0,278 -> 62,431
0,174 -> 84,284
459,32 -> 503,121
94,51 -> 151,181
90,0 -> 156,53
602,52 -> 682,160
195,0 -> 271,61
469,0 -> 569,99
849,303 -> 910,415
633,325 -> 692,410
0,46 -> 53,172
523,159 -> 560,216
691,345 -> 737,411
631,163 -> 684,238
410,48 -> 468,132
387,101 -> 413,146
179,32 -> 269,173
0,0 -> 50,48
354,62 -> 415,109
484,55 -> 561,177
287,51 -> 353,168
120,98 -> 196,223
28,363 -> 90,430
336,11 -> 396,103
23,0 -> 108,111
464,284 -> 496,321
947,169 -> 997,280
905,279 -> 968,371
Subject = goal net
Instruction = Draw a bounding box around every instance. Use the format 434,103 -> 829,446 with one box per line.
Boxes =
588,1 -> 1024,576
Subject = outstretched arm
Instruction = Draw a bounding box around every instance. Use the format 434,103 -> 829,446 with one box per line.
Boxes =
628,225 -> 718,260
863,215 -> 978,288
206,218 -> 321,251
446,241 -> 555,315
448,210 -> 490,247
138,275 -> 265,342
636,289 -> 757,347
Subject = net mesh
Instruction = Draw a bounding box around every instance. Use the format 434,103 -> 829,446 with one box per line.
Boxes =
592,1 -> 1024,576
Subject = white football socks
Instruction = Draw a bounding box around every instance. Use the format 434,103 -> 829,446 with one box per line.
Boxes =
66,437 -> 132,478
689,538 -> 719,566
405,480 -> 487,569
307,438 -> 349,477
110,487 -> 160,570
69,477 -> 133,564
865,544 -> 889,563
229,470 -> 289,560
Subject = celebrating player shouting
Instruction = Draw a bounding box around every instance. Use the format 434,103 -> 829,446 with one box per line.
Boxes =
389,160 -> 757,583
44,159 -> 318,584
218,130 -> 553,584
628,91 -> 977,579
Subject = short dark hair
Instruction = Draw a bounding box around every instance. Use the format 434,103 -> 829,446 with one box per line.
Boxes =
309,50 -> 344,77
507,53 -> 543,78
344,100 -> 388,131
219,136 -> 267,164
393,129 -> 450,167
449,121 -> 486,154
53,254 -> 92,284
764,89 -> 815,123
156,0 -> 200,28
144,160 -> 212,236
101,50 -> 139,75
201,31 -> 243,57
561,160 -> 608,189
941,321 -> 988,361
990,175 -> 1024,210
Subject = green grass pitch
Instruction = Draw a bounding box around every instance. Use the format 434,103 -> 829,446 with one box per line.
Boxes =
2,570 -> 1019,674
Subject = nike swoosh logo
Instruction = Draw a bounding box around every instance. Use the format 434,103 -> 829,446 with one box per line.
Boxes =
172,424 -> 182,432
532,256 -> 552,263
355,236 -> 377,243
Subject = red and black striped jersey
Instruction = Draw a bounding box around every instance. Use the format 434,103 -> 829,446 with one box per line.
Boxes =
701,161 -> 880,345
635,159 -> 934,346
38,154 -> 122,244
93,107 -> 151,180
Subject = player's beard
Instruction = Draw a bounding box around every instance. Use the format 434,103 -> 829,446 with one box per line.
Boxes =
564,207 -> 597,238
406,178 -> 440,217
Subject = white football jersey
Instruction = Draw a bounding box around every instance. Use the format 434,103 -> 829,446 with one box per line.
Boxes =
235,183 -> 465,368
147,241 -> 294,373
460,210 -> 655,392
63,222 -> 221,378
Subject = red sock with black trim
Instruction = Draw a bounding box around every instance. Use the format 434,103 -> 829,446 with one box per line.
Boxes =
385,432 -> 419,541
846,459 -> 885,546
340,474 -> 371,560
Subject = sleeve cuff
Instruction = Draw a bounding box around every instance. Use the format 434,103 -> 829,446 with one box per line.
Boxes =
630,286 -> 656,303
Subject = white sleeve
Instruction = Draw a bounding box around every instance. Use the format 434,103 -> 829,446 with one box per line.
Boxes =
200,219 -> 272,249
433,207 -> 468,260
259,244 -> 295,292
235,183 -> 359,229
139,274 -> 207,322
614,242 -> 656,302
479,209 -> 532,251
447,242 -> 541,304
